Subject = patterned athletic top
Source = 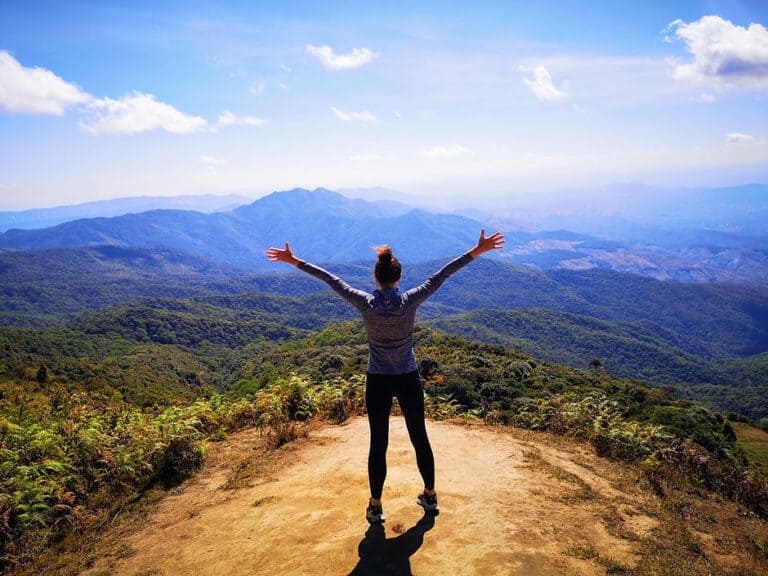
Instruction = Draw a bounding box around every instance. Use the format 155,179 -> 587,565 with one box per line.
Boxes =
297,252 -> 474,375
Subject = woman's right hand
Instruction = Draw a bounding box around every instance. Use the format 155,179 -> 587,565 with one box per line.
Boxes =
266,242 -> 300,266
469,229 -> 505,259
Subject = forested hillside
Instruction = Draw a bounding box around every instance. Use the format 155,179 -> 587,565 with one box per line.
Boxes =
2,244 -> 767,421
2,311 -> 767,572
427,308 -> 768,422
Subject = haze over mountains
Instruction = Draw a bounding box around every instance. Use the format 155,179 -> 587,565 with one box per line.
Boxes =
1,186 -> 766,284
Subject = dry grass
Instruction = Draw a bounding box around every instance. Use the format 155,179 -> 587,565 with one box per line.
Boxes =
733,422 -> 768,467
521,447 -> 598,503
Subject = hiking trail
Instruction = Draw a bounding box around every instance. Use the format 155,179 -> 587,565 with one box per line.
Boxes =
75,417 -> 759,576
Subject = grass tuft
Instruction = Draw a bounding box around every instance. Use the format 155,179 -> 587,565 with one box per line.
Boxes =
564,544 -> 599,560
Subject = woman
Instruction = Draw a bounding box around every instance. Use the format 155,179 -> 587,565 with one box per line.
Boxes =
266,229 -> 505,523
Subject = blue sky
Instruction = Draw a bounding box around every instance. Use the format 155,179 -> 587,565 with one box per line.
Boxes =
1,0 -> 767,209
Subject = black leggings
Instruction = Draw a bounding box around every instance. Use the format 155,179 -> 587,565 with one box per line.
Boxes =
365,371 -> 435,500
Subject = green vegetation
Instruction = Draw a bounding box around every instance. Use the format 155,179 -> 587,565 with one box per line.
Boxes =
0,246 -> 326,327
1,312 -> 767,570
0,371 -> 365,571
732,421 -> 768,467
1,247 -> 767,570
428,307 -> 715,383
428,308 -> 768,422
3,246 -> 768,420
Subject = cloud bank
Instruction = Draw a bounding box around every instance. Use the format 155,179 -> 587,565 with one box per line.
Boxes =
0,51 -> 91,114
307,44 -> 377,70
668,16 -> 768,88
81,91 -> 208,134
0,52 -> 265,135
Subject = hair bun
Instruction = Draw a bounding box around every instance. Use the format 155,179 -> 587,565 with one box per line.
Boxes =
373,244 -> 401,286
375,245 -> 392,261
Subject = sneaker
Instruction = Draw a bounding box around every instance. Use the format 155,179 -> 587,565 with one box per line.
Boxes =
366,500 -> 385,524
417,492 -> 439,513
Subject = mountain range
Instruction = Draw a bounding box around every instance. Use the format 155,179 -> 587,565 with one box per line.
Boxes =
1,186 -> 767,420
1,187 -> 766,284
0,193 -> 252,232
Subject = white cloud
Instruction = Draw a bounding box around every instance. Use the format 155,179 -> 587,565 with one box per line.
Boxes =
520,65 -> 568,102
668,16 -> 768,88
80,91 -> 208,134
280,64 -> 292,73
277,81 -> 289,90
199,155 -> 226,165
0,50 -> 91,115
350,153 -> 382,162
249,81 -> 265,97
331,107 -> 377,122
726,132 -> 755,143
419,144 -> 474,159
217,110 -> 266,128
306,44 -> 377,70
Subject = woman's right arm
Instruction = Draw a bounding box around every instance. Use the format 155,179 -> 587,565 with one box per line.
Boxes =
266,242 -> 370,311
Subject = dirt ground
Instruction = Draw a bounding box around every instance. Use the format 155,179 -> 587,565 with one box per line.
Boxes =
72,416 -> 766,576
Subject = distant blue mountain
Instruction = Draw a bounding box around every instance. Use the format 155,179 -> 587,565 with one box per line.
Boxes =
0,193 -> 252,232
1,186 -> 766,284
0,188 -> 493,267
520,183 -> 768,238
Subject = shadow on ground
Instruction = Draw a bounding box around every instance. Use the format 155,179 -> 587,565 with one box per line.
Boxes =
347,513 -> 436,576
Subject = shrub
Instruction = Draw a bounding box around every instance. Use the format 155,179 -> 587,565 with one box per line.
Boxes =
153,437 -> 205,488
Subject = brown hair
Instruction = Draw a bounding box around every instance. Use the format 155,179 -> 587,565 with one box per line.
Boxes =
373,245 -> 401,286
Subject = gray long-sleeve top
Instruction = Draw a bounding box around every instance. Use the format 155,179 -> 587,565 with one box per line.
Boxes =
297,252 -> 474,375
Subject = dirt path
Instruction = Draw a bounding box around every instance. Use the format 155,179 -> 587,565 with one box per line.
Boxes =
79,416 -> 669,576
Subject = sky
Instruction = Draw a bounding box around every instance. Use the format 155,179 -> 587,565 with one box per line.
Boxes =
0,0 -> 767,210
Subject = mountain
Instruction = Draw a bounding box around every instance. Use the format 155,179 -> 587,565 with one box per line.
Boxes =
2,186 -> 767,284
0,188 -> 488,268
0,193 -> 252,232
0,245 -> 332,327
425,307 -> 768,421
502,182 -> 768,238
427,308 -> 713,381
